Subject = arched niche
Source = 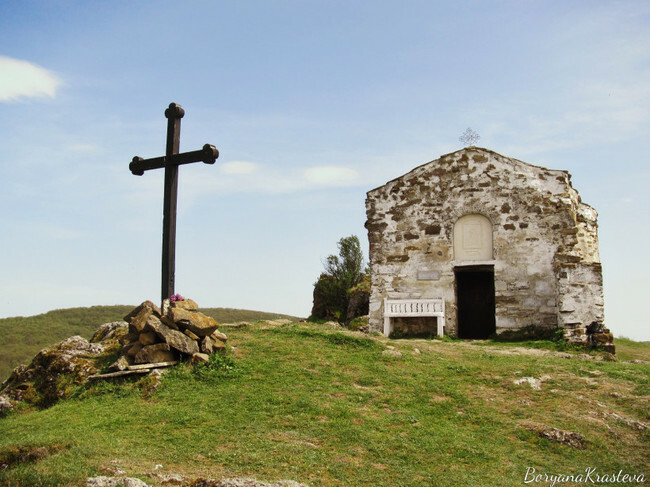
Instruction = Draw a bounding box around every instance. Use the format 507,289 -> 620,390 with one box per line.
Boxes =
453,214 -> 493,261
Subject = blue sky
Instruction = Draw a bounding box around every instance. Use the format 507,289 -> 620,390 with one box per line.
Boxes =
1,1 -> 648,340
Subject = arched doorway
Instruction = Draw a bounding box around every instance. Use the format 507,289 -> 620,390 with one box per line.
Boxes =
453,214 -> 496,339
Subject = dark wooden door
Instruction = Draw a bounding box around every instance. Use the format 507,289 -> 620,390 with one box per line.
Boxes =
456,267 -> 496,339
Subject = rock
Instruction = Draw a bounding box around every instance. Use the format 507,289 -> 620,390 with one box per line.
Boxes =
220,322 -> 249,329
211,338 -> 227,353
169,308 -> 219,337
124,302 -> 163,335
201,335 -> 226,354
139,332 -> 158,346
119,332 -> 138,346
134,343 -> 177,364
108,356 -> 130,372
627,359 -> 650,365
171,298 -> 199,311
162,299 -> 171,317
190,478 -> 308,487
146,315 -> 200,356
606,412 -> 648,431
184,329 -> 200,341
538,426 -> 586,449
123,301 -> 161,323
513,375 -> 551,390
58,336 -> 105,356
602,347 -> 617,356
129,307 -> 153,334
125,342 -> 143,358
86,476 -> 150,487
0,337 -> 102,407
212,330 -> 228,343
161,315 -> 180,330
191,353 -> 210,364
201,336 -> 214,354
382,349 -> 402,358
0,395 -> 13,416
590,333 -> 614,344
152,472 -> 186,484
586,322 -> 606,334
91,322 -> 128,343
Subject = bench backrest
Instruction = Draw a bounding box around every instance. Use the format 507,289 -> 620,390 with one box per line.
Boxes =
384,298 -> 444,317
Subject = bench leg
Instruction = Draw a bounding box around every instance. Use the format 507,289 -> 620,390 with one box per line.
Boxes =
437,317 -> 444,338
384,316 -> 391,337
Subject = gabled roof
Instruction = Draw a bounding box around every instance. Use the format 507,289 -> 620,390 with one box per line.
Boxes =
367,146 -> 569,196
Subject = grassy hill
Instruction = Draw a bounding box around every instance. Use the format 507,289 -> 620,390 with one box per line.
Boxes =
0,321 -> 648,486
0,306 -> 300,381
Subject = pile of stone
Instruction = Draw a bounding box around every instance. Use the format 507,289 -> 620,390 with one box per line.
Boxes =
0,299 -> 228,412
119,299 -> 227,367
563,322 -> 615,354
586,322 -> 615,354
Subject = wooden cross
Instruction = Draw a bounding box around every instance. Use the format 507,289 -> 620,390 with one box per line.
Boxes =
129,102 -> 219,305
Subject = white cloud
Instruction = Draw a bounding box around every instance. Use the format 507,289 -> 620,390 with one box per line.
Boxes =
173,161 -> 364,200
0,55 -> 62,102
221,160 -> 259,175
303,166 -> 359,186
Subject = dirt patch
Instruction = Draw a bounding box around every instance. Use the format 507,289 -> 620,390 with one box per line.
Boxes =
0,443 -> 68,469
520,422 -> 586,449
394,338 -> 618,362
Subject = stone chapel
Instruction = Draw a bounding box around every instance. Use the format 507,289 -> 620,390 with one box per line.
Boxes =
365,147 -> 605,343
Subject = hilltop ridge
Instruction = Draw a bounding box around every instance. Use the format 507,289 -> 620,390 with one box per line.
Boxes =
0,305 -> 300,380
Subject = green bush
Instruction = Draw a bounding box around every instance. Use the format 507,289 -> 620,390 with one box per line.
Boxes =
310,235 -> 369,325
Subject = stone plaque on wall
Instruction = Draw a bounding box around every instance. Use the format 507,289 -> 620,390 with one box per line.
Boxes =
453,214 -> 493,261
417,270 -> 440,281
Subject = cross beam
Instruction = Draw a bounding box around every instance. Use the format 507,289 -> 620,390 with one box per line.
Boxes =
129,103 -> 219,305
129,144 -> 218,175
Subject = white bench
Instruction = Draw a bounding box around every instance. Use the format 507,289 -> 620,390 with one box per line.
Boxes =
383,298 -> 445,337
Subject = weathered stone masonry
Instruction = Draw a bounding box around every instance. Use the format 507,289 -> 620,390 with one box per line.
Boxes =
365,147 -> 605,341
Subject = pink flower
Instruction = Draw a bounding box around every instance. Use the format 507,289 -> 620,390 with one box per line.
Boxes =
170,294 -> 184,302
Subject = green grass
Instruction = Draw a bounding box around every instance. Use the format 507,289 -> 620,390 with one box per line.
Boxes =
1,322 -> 648,486
0,306 -> 300,382
615,337 -> 650,362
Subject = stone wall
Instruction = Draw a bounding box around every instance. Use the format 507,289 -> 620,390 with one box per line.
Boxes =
365,147 -> 605,339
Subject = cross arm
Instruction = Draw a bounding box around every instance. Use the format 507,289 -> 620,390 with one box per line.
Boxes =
129,144 -> 219,176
